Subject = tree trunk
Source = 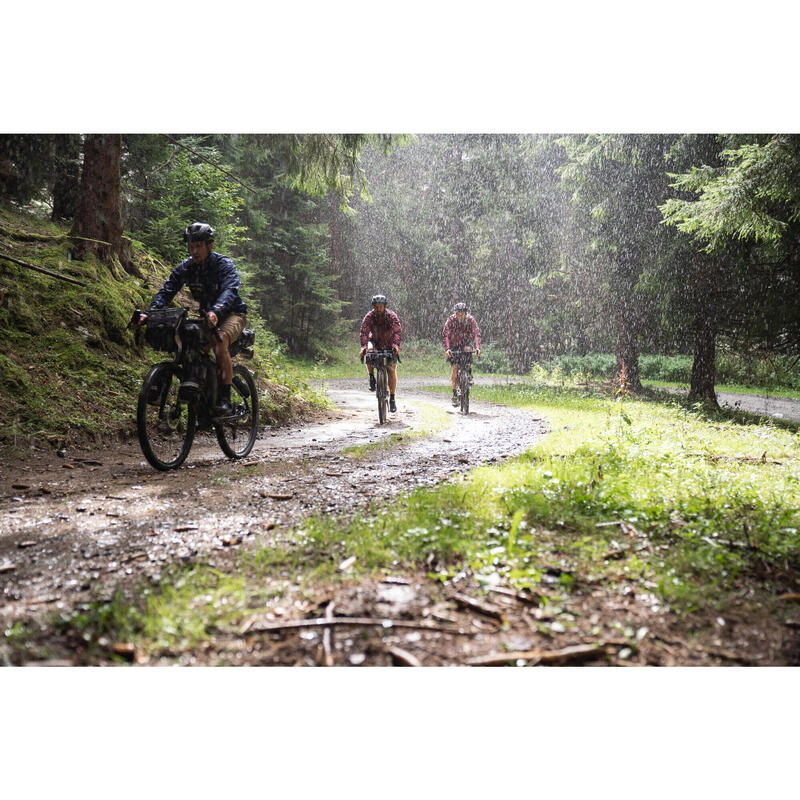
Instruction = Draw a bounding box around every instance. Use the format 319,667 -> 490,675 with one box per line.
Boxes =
615,314 -> 642,393
71,134 -> 136,275
51,134 -> 81,221
688,315 -> 719,407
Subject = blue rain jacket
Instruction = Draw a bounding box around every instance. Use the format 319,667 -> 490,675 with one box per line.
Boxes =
149,251 -> 247,318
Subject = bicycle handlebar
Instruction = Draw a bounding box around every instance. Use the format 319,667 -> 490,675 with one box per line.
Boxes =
200,310 -> 223,343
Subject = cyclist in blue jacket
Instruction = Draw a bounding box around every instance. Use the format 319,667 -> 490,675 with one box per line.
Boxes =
136,222 -> 247,415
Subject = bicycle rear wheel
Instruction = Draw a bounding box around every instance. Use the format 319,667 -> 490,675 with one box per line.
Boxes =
377,367 -> 388,424
215,364 -> 259,459
137,363 -> 196,470
459,367 -> 470,415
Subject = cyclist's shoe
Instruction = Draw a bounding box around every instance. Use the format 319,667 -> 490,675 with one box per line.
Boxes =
369,373 -> 376,392
389,395 -> 397,413
452,390 -> 459,407
214,385 -> 233,416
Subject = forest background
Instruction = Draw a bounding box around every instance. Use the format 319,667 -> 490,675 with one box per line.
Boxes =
3,130 -> 800,416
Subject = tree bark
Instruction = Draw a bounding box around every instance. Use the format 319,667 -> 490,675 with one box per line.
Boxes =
615,314 -> 642,393
688,315 -> 719,407
71,134 -> 135,275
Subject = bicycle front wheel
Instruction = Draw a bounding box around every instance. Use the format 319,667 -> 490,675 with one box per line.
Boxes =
459,367 -> 470,415
137,363 -> 196,470
216,364 -> 259,459
377,367 -> 388,424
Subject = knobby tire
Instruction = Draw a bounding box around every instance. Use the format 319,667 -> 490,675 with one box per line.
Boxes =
216,364 -> 259,459
137,362 -> 196,471
377,367 -> 388,424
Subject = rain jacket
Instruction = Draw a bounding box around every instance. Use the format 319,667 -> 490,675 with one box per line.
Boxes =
443,314 -> 480,351
149,251 -> 247,318
360,308 -> 402,350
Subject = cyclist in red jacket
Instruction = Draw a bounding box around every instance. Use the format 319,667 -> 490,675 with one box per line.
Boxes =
359,294 -> 402,413
443,302 -> 481,406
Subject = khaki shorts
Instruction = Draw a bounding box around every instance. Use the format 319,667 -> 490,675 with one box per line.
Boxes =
205,313 -> 247,352
219,313 -> 247,344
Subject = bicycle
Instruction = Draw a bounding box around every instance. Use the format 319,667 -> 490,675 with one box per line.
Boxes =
363,348 -> 400,424
449,347 -> 474,415
130,307 -> 259,471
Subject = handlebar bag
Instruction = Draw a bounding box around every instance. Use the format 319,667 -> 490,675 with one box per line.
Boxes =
145,308 -> 187,352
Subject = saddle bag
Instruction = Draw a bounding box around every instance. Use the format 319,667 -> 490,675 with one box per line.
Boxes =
229,328 -> 256,358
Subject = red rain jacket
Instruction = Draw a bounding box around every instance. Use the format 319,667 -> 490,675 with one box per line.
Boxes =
442,314 -> 481,351
360,308 -> 402,350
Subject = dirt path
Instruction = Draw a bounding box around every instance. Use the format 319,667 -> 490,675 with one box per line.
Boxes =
657,385 -> 800,422
0,379 -> 546,629
715,390 -> 800,422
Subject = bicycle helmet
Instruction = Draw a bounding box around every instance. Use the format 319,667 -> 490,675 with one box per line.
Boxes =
371,294 -> 388,306
453,302 -> 468,313
183,222 -> 215,243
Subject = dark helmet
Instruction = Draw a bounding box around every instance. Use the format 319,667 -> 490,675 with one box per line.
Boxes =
183,222 -> 215,243
453,302 -> 468,313
371,294 -> 388,306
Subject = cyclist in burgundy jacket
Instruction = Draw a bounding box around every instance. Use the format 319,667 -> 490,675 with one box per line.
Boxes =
359,294 -> 402,413
443,302 -> 481,406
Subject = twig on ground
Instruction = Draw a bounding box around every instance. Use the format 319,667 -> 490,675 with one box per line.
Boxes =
386,645 -> 422,667
487,585 -> 543,605
319,601 -> 335,667
246,616 -> 474,636
450,592 -> 506,622
466,643 -> 609,666
685,452 -> 782,466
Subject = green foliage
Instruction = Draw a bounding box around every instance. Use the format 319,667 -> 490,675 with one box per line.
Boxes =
123,139 -> 247,263
661,136 -> 800,248
479,343 -> 513,374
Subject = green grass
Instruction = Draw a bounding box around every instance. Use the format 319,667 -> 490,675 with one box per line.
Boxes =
287,338 -> 504,381
341,400 -> 451,458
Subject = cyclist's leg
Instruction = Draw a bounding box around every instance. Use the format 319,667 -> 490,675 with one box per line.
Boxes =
450,362 -> 458,390
387,362 -> 397,394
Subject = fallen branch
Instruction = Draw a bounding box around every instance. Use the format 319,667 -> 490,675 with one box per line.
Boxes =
245,616 -> 474,636
450,592 -> 506,622
466,643 -> 609,666
0,251 -> 87,287
386,645 -> 422,667
685,452 -> 782,466
319,601 -> 335,667
487,586 -> 543,606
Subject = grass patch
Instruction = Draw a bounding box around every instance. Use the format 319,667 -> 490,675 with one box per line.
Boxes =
341,400 -> 451,458
287,338 -> 506,381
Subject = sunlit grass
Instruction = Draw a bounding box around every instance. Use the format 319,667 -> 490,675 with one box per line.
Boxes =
341,400 -> 451,458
